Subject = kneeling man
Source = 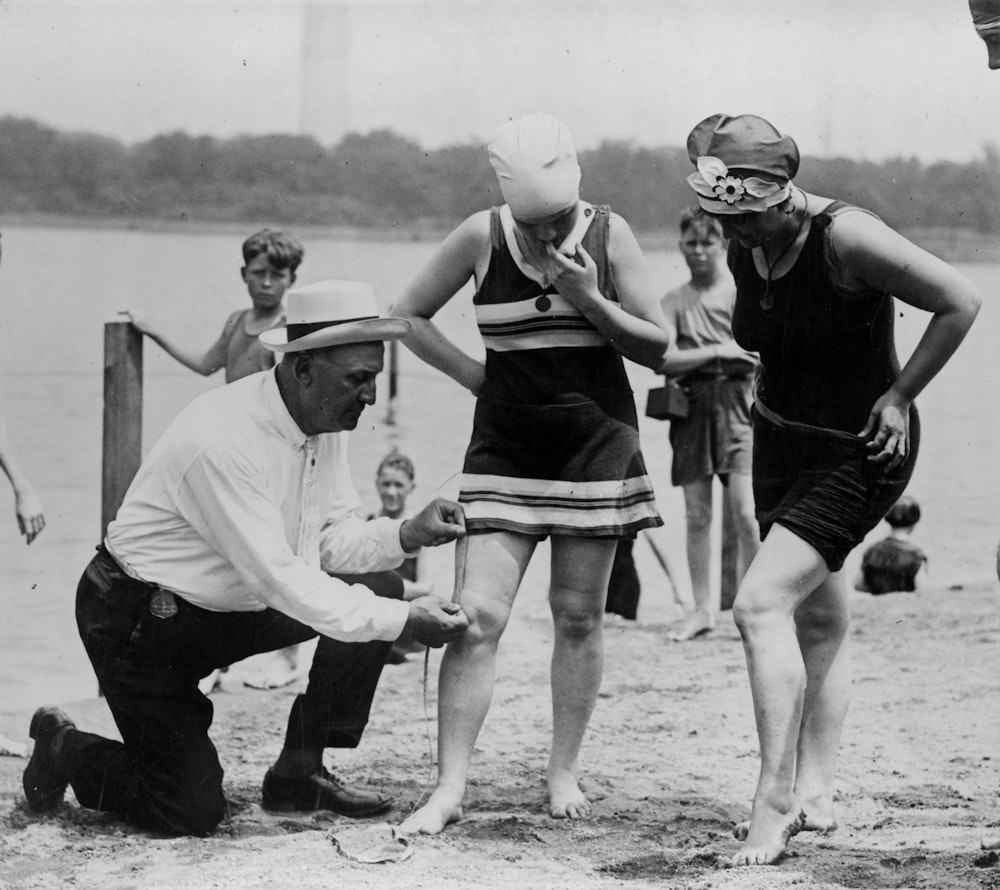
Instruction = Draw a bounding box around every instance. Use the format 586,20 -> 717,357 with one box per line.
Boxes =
23,280 -> 469,836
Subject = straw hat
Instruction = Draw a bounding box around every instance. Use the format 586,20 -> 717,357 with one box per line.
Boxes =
259,280 -> 409,353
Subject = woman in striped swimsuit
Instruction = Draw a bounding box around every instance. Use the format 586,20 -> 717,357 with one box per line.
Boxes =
394,113 -> 671,834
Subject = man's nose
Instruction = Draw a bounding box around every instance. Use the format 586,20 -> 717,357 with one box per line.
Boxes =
360,381 -> 377,404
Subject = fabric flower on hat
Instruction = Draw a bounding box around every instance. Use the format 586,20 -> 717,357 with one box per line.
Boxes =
687,156 -> 790,215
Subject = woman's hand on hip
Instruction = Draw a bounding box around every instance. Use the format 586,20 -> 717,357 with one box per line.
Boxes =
859,390 -> 910,470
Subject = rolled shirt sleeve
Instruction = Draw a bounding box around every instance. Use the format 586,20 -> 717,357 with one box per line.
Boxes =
316,439 -> 419,574
177,444 -> 410,642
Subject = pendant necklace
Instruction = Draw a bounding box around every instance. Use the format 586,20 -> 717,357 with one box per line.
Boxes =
760,192 -> 809,310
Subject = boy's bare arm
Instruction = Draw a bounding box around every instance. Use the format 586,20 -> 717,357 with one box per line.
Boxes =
120,309 -> 233,376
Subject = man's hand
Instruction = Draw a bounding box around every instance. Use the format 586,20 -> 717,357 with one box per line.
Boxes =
404,596 -> 469,647
399,498 -> 466,551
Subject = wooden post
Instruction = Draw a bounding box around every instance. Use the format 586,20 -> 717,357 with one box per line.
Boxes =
102,321 -> 143,536
385,337 -> 398,425
720,494 -> 738,611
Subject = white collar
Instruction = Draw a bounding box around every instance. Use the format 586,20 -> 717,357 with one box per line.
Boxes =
261,368 -> 314,449
499,201 -> 595,288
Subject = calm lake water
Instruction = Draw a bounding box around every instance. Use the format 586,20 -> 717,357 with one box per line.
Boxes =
0,224 -> 997,712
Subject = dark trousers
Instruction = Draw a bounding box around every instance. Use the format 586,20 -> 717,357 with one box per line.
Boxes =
66,546 -> 402,836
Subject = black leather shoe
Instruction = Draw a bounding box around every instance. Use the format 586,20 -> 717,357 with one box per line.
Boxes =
261,767 -> 393,817
23,707 -> 76,811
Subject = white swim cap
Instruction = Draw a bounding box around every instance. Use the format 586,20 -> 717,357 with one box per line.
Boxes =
488,113 -> 581,221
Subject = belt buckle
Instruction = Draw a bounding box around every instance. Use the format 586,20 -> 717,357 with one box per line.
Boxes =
150,590 -> 178,619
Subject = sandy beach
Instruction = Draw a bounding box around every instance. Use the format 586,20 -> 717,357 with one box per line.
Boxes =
0,228 -> 996,890
2,562 -> 998,890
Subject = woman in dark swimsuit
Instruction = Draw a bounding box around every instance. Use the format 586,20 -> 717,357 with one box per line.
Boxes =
684,113 -> 981,867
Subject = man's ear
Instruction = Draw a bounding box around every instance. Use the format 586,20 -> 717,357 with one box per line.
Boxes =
240,265 -> 248,283
289,352 -> 315,385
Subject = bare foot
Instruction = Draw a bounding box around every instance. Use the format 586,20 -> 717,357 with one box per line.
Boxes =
548,770 -> 591,820
669,611 -> 715,642
982,837 -> 1000,850
798,794 -> 838,834
734,814 -> 818,840
731,808 -> 804,867
399,789 -> 463,836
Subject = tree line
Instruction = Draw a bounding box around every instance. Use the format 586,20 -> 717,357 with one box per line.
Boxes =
1,115 -> 998,238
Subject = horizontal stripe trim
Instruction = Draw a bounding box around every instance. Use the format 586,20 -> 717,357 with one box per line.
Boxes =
459,491 -> 657,510
479,318 -> 594,335
460,474 -> 656,497
465,517 -> 663,537
482,332 -> 608,351
462,500 -> 659,517
461,504 -> 661,532
475,293 -> 579,320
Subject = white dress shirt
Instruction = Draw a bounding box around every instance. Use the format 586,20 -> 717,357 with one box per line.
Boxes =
105,369 -> 412,642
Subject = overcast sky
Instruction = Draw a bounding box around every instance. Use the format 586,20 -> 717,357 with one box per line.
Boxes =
0,0 -> 996,163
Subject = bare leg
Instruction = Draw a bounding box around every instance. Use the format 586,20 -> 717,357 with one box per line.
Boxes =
732,570 -> 848,839
400,532 -> 535,835
642,526 -> 694,614
725,473 -> 760,585
547,537 -> 616,819
671,478 -> 717,641
793,571 -> 851,832
731,525 -> 830,866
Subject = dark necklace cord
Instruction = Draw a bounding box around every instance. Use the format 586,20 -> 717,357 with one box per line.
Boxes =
761,190 -> 809,310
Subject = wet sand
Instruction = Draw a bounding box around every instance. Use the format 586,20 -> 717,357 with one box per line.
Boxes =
1,569 -> 998,890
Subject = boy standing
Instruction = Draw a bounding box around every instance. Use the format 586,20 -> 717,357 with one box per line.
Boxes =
658,208 -> 759,641
123,228 -> 303,382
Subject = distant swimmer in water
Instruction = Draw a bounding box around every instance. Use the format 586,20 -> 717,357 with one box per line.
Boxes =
682,113 -> 980,867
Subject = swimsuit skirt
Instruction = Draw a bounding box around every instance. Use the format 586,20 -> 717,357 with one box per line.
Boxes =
458,205 -> 662,538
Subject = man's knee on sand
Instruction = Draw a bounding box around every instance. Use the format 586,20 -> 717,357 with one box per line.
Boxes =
161,784 -> 227,837
73,769 -> 227,837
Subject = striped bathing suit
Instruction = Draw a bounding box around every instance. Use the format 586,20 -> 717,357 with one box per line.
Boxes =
458,203 -> 662,538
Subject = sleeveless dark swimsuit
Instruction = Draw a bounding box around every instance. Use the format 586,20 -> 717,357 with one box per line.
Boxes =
729,202 -> 919,570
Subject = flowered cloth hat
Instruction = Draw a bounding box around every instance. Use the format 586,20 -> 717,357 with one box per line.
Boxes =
685,114 -> 800,215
